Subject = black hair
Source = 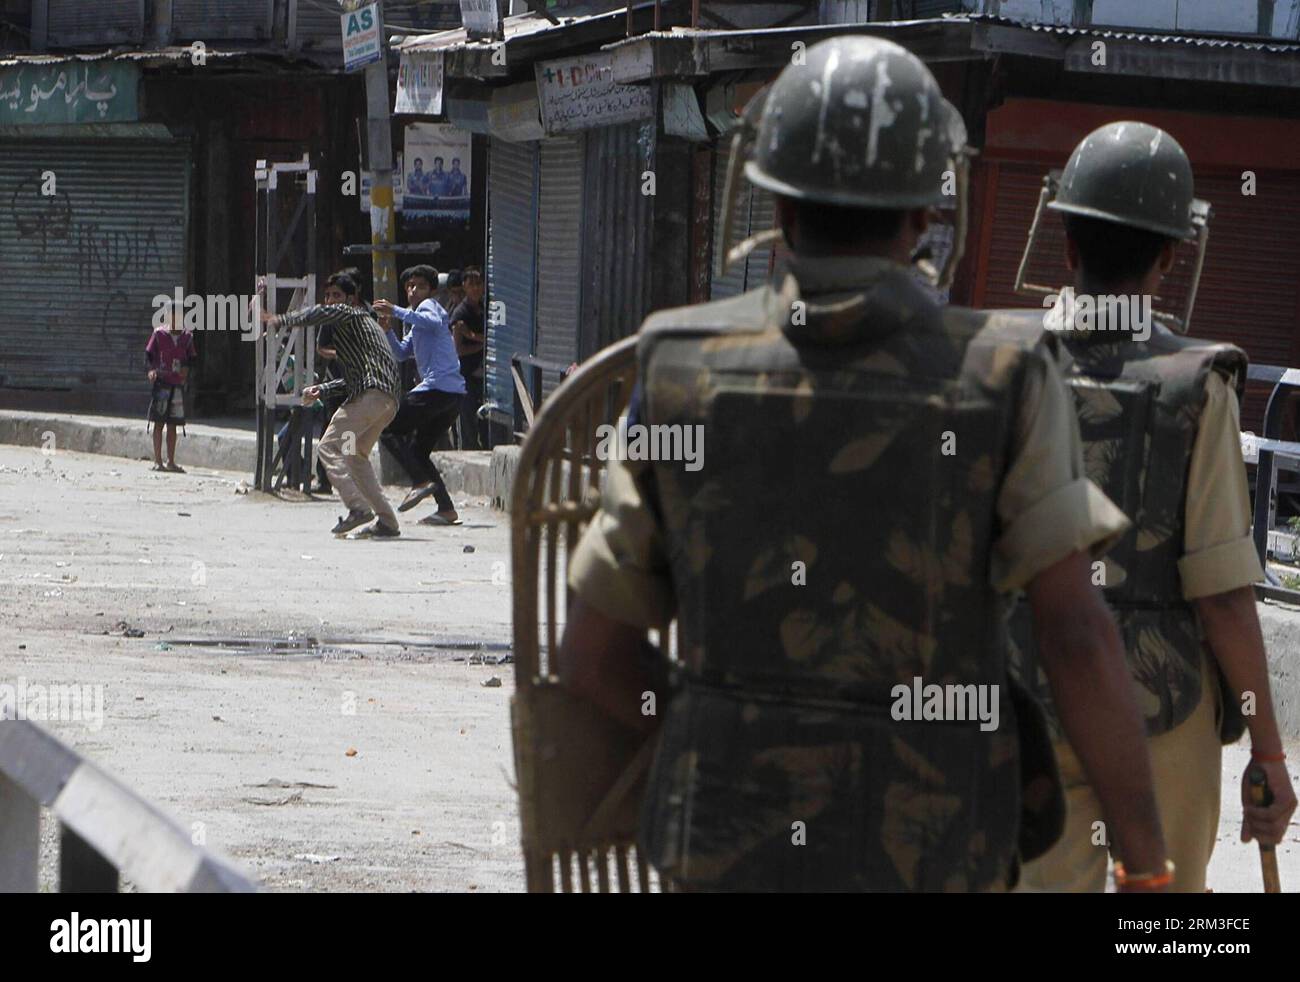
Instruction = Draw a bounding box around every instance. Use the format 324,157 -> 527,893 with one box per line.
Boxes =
462,265 -> 483,284
326,272 -> 359,298
786,198 -> 906,250
400,264 -> 439,289
1063,214 -> 1174,284
446,269 -> 463,288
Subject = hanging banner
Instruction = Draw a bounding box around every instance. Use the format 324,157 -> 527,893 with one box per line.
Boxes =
395,51 -> 444,115
536,52 -> 653,135
0,62 -> 138,125
341,2 -> 383,73
404,123 -> 471,226
460,0 -> 503,41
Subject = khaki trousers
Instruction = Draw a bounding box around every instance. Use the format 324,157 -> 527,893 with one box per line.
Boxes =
1017,653 -> 1222,893
317,389 -> 398,527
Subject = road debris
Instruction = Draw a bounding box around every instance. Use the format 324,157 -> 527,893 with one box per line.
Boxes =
244,790 -> 304,806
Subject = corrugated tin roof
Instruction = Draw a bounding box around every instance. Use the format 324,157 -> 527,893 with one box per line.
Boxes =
396,8 -> 617,53
0,47 -> 247,68
964,12 -> 1300,54
599,13 -> 1300,55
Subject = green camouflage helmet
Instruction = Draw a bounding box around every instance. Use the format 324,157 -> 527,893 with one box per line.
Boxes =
1048,121 -> 1197,240
744,36 -> 966,209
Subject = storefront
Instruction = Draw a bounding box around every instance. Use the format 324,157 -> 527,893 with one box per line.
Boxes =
0,60 -> 192,414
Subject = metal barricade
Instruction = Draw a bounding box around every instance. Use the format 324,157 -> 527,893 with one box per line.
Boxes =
510,353 -> 579,439
0,719 -> 255,893
1245,364 -> 1300,571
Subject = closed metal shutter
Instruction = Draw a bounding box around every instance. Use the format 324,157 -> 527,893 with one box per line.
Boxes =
820,1 -> 964,22
486,138 -> 538,421
535,136 -> 584,396
172,0 -> 275,40
47,0 -> 144,46
290,0 -> 343,53
581,123 -> 653,357
290,1 -> 466,55
818,0 -> 874,23
1181,171 -> 1300,428
0,139 -> 190,403
711,141 -> 776,300
975,159 -> 1300,430
910,0 -> 964,17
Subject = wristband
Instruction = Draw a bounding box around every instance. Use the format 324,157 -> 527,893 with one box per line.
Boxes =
1114,859 -> 1175,890
1251,749 -> 1286,763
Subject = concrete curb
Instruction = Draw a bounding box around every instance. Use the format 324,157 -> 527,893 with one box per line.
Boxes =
0,409 -> 515,507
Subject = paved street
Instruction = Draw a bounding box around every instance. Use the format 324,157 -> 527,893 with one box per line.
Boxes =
2,442 -> 1297,893
0,444 -> 525,892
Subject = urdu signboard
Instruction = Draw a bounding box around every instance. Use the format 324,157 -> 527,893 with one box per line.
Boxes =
535,53 -> 653,135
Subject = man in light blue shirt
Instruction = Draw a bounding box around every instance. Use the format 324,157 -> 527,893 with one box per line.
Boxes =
374,265 -> 466,524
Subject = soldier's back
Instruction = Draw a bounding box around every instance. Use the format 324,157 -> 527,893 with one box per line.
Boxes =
633,262 -> 1060,891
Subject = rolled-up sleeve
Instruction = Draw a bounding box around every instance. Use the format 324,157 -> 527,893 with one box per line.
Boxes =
1178,370 -> 1264,599
992,347 -> 1131,592
567,453 -> 676,629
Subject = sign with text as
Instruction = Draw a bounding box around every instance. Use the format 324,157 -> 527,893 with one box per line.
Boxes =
341,2 -> 383,73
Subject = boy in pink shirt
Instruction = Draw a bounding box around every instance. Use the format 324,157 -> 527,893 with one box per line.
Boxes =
145,302 -> 197,472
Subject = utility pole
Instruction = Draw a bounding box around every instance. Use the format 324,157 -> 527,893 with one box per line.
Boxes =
362,0 -> 397,303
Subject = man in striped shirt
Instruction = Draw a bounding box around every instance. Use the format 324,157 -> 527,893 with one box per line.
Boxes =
263,272 -> 402,538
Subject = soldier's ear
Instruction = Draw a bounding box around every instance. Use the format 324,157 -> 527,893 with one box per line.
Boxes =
1156,239 -> 1178,276
775,197 -> 798,238
1063,234 -> 1081,274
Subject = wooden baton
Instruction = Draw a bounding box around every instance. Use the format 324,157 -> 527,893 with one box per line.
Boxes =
1247,764 -> 1282,893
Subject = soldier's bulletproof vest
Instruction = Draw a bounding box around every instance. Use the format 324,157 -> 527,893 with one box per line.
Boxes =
633,267 -> 1054,892
1009,326 -> 1247,742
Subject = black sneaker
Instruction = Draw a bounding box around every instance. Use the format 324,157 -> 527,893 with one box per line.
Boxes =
331,509 -> 374,535
350,520 -> 400,539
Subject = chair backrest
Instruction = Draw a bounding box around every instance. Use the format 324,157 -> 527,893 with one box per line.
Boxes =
509,335 -> 666,892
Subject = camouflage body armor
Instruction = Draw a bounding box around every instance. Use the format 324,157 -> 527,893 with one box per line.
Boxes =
1010,325 -> 1247,743
633,261 -> 1061,891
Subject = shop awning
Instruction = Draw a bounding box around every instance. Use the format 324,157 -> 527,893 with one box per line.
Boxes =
597,13 -> 1300,88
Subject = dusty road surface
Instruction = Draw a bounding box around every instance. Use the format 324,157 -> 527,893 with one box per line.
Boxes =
0,444 -> 525,892
1,443 -> 1297,894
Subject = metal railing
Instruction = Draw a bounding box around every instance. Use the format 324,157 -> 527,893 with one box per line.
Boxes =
0,719 -> 255,893
511,352 -> 579,438
1246,364 -> 1300,577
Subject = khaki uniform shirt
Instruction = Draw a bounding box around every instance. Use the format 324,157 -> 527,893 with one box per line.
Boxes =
1178,370 -> 1264,598
568,259 -> 1131,629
